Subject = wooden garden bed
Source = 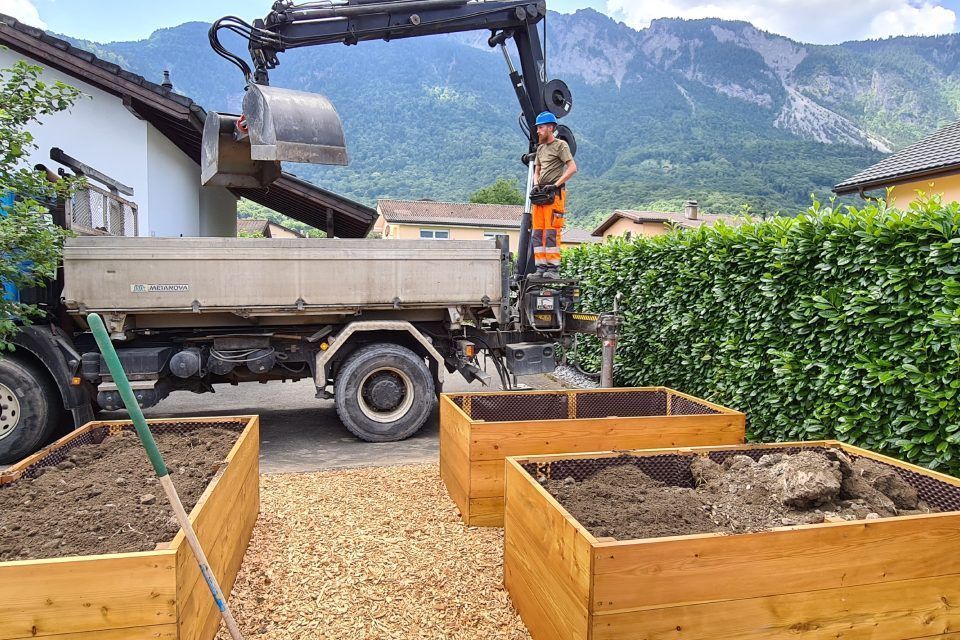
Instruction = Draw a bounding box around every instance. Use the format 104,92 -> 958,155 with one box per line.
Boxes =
440,387 -> 745,526
0,416 -> 260,640
503,442 -> 960,640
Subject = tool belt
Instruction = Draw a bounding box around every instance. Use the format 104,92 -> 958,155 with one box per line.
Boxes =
530,184 -> 562,205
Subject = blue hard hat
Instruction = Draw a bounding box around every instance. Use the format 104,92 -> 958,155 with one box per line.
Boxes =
535,111 -> 558,126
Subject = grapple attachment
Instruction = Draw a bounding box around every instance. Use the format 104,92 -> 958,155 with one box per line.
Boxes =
200,84 -> 349,188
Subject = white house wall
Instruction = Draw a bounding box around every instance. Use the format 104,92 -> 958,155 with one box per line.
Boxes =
0,47 -> 152,229
2,48 -> 239,237
199,185 -> 238,237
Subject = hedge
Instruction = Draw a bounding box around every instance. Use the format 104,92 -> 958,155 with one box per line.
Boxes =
563,198 -> 960,472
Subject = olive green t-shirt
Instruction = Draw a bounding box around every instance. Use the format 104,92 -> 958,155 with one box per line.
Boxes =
535,138 -> 573,186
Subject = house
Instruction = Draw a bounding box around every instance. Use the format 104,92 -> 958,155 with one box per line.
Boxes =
833,120 -> 960,207
0,13 -> 376,238
375,198 -> 591,248
237,219 -> 304,238
375,199 -> 522,245
591,201 -> 736,240
561,228 -> 601,246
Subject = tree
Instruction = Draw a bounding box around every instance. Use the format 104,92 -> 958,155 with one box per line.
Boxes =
469,177 -> 524,205
1,56 -> 82,350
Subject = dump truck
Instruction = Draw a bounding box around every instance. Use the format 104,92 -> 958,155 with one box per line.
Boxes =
0,0 -> 620,462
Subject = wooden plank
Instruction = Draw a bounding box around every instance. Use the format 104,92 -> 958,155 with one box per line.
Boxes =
469,459 -> 507,498
503,460 -> 592,640
592,512 -> 960,612
591,573 -> 960,640
177,469 -> 259,640
439,396 -> 472,522
467,497 -> 505,527
471,414 -> 746,460
8,625 -> 178,639
0,552 -> 177,640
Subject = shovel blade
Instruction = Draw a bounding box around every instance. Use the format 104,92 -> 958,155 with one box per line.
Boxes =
243,84 -> 349,166
200,111 -> 282,188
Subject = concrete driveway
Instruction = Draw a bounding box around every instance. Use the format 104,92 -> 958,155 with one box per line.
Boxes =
101,373 -> 562,474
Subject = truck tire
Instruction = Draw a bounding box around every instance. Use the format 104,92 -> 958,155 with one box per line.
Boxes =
334,343 -> 435,442
0,356 -> 61,464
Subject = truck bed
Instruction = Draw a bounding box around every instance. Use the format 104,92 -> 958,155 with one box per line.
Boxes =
62,237 -> 505,321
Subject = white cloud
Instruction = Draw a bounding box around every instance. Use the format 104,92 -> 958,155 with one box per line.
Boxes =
0,0 -> 46,28
605,0 -> 957,44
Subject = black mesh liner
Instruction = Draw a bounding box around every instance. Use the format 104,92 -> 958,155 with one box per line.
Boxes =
672,395 -> 721,415
469,394 -> 569,422
1,420 -> 247,486
452,396 -> 465,409
523,446 -> 960,513
576,390 -> 668,419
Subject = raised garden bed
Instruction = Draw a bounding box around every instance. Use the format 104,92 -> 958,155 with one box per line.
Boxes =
440,387 -> 745,527
0,416 -> 259,640
503,442 -> 960,640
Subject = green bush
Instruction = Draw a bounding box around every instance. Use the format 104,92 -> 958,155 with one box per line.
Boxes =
563,197 -> 960,472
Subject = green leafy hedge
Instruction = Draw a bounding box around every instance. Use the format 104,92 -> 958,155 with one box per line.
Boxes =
563,198 -> 960,472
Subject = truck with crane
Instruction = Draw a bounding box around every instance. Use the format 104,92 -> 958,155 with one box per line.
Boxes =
0,0 -> 619,463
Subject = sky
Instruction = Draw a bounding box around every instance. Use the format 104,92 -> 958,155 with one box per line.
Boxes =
2,0 -> 960,45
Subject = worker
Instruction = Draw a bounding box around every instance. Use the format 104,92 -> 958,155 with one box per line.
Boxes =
531,111 -> 577,278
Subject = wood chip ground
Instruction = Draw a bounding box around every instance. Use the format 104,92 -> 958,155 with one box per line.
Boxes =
216,464 -> 530,639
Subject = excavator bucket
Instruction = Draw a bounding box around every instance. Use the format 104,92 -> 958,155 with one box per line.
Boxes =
201,112 -> 281,188
200,84 -> 348,188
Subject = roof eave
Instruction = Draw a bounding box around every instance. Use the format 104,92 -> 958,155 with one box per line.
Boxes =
833,164 -> 960,196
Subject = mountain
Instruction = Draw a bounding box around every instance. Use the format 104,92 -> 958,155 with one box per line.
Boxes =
55,10 -> 960,223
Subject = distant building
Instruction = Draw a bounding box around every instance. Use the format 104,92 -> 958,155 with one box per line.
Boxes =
237,219 -> 304,238
561,228 -> 601,246
0,12 -> 375,238
375,199 -> 591,249
592,201 -> 736,240
375,199 -> 521,246
834,120 -> 960,208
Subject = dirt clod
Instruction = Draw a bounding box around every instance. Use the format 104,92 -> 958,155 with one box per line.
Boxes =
0,428 -> 238,560
546,451 -> 937,541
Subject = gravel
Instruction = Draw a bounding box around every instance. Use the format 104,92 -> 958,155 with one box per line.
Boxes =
216,464 -> 529,640
551,364 -> 599,389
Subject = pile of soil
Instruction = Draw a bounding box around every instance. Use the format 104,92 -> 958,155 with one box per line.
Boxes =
0,427 -> 239,560
545,450 -> 937,541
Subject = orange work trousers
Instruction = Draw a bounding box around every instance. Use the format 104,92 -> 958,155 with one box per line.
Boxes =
531,187 -> 565,269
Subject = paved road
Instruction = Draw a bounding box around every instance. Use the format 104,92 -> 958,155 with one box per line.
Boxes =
100,373 -> 562,474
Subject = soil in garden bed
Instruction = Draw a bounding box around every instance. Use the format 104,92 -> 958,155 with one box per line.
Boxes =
545,450 -> 938,540
0,427 -> 239,561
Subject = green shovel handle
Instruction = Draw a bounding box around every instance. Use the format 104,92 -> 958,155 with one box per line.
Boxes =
87,313 -> 168,477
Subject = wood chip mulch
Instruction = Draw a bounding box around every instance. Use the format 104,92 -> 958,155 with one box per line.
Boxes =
216,464 -> 531,640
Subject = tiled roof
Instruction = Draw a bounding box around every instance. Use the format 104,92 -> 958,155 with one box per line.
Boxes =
592,209 -> 737,236
237,219 -> 270,236
562,228 -> 600,244
378,199 -> 522,228
834,120 -> 960,194
237,219 -> 304,238
0,13 -> 376,237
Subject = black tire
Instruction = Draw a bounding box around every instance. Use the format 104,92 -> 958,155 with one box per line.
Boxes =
0,355 -> 61,464
334,343 -> 435,442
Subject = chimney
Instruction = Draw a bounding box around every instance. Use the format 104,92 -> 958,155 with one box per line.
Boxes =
161,70 -> 173,90
684,200 -> 699,220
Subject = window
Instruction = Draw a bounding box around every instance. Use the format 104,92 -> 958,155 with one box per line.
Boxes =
484,231 -> 507,240
420,229 -> 450,239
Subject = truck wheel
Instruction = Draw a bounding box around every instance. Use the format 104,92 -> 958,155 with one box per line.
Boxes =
334,343 -> 435,442
0,356 -> 61,464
